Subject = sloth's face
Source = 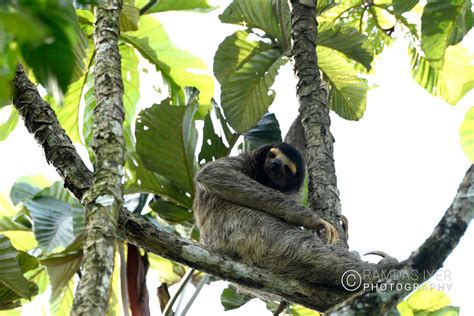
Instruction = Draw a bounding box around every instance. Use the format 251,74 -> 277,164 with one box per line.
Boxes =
264,147 -> 298,191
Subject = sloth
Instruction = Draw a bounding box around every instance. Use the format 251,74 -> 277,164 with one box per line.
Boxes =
193,142 -> 396,288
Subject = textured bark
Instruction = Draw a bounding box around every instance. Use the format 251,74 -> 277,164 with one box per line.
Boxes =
290,0 -> 347,244
71,1 -> 125,314
12,65 -> 94,195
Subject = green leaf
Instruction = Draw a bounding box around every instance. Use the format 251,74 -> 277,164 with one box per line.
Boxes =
393,0 -> 419,15
406,285 -> 451,312
136,0 -> 216,13
0,106 -> 19,141
10,175 -> 51,205
318,46 -> 368,120
149,200 -> 193,224
25,197 -> 77,253
54,53 -> 94,144
120,4 -> 140,32
122,16 -> 214,105
50,279 -> 74,316
214,30 -> 276,84
198,106 -> 231,165
0,11 -> 48,44
318,23 -> 373,70
35,182 -> 85,237
425,306 -> 460,316
421,0 -> 473,69
19,0 -> 88,100
0,30 -> 18,108
290,304 -> 320,315
219,0 -> 283,43
410,44 -> 474,105
220,44 -> 287,133
460,106 -> 474,162
17,251 -> 39,274
220,284 -> 253,311
243,112 -> 282,150
0,194 -> 19,217
148,253 -> 185,285
0,215 -> 30,232
41,252 -> 82,315
124,153 -> 193,208
135,89 -> 199,194
2,231 -> 37,252
0,235 -> 38,300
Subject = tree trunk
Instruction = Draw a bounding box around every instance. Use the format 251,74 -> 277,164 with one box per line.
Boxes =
290,0 -> 347,244
71,0 -> 125,314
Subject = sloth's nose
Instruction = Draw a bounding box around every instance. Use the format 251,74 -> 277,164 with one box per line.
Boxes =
271,160 -> 282,170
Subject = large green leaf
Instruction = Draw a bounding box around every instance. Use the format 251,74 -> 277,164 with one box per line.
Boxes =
0,235 -> 38,301
219,0 -> 285,43
318,47 -> 368,120
214,30 -> 288,133
0,30 -> 18,108
41,250 -> 82,315
221,47 -> 287,133
148,253 -> 185,285
36,182 -> 85,237
198,104 -> 232,165
410,44 -> 474,105
122,16 -> 214,105
392,0 -> 419,15
120,4 -> 140,32
318,23 -> 373,70
9,175 -> 51,205
25,197 -> 78,253
18,0 -> 88,100
136,0 -> 216,13
421,0 -> 473,69
0,215 -> 30,232
220,284 -> 253,311
135,89 -> 199,195
50,279 -> 74,316
124,152 -> 193,208
460,106 -> 474,162
149,200 -> 193,224
243,112 -> 282,151
0,106 -> 19,142
54,61 -> 93,144
214,30 -> 277,85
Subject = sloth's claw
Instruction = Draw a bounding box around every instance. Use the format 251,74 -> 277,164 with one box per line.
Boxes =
319,219 -> 339,244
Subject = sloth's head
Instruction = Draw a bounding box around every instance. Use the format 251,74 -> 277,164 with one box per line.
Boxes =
253,142 -> 305,193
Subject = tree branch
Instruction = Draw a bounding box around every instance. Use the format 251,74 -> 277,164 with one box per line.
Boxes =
71,0 -> 126,314
290,0 -> 347,243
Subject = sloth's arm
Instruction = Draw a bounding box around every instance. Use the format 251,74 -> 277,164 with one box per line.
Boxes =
196,157 -> 338,242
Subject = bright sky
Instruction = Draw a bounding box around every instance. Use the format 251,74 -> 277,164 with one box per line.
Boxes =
0,1 -> 473,315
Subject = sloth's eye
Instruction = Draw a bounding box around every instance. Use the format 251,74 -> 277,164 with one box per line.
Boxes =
284,165 -> 292,174
268,152 -> 276,159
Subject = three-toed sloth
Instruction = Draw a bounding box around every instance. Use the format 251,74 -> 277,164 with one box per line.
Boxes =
193,142 -> 395,288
